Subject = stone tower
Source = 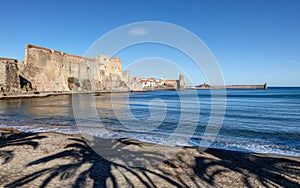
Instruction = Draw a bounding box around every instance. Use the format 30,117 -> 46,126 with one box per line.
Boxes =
178,74 -> 185,90
0,58 -> 20,93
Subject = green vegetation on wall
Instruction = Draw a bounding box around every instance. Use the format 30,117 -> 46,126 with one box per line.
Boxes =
67,77 -> 80,87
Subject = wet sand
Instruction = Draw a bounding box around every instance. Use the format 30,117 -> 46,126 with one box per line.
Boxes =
0,128 -> 299,188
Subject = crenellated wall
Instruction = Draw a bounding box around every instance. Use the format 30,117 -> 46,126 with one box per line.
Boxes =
19,44 -> 128,92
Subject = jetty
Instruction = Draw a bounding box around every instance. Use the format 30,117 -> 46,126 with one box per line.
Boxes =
187,83 -> 268,90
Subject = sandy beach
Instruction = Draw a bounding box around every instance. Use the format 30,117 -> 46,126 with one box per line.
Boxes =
0,128 -> 299,188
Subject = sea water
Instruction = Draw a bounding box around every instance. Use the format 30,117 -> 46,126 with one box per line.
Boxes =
0,87 -> 299,156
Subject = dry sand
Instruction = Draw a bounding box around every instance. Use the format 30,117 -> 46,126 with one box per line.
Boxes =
0,128 -> 299,188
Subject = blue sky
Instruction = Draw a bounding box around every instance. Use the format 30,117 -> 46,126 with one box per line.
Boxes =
0,0 -> 299,86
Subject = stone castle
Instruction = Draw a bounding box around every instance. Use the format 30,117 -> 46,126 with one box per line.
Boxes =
0,44 -> 185,94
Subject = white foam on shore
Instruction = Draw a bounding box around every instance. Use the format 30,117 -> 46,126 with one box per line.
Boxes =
0,124 -> 80,135
211,139 -> 300,157
1,124 -> 299,157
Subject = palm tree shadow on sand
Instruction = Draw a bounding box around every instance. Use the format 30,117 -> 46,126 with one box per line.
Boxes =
0,130 -> 47,165
3,136 -> 182,188
1,131 -> 300,187
192,148 -> 300,187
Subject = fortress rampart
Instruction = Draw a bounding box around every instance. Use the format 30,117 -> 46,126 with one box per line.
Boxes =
18,44 -> 127,92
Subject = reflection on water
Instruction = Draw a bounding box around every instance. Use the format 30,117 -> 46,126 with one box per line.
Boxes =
0,96 -> 72,117
0,95 -> 74,126
0,93 -> 131,127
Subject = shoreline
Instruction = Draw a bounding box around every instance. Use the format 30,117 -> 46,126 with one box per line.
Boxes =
1,128 -> 299,187
0,84 -> 273,100
0,90 -> 132,100
0,86 -> 298,100
1,124 -> 299,158
0,89 -> 176,100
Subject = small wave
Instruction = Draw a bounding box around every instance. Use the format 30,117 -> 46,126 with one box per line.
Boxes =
211,139 -> 300,157
1,124 -> 299,157
0,124 -> 80,135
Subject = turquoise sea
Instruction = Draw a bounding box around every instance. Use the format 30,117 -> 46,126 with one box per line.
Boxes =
0,87 -> 299,156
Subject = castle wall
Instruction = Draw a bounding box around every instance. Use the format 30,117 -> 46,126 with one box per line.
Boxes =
0,58 -> 19,93
104,58 -> 122,77
19,44 -> 129,92
122,70 -> 130,85
20,44 -> 103,92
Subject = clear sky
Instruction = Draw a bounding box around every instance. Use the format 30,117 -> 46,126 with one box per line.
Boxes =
0,0 -> 299,86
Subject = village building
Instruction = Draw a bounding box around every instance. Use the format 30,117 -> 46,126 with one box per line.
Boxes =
139,74 -> 185,90
140,78 -> 157,88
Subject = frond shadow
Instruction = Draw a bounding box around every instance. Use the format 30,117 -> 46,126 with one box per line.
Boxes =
0,131 -> 46,165
4,136 -> 183,187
